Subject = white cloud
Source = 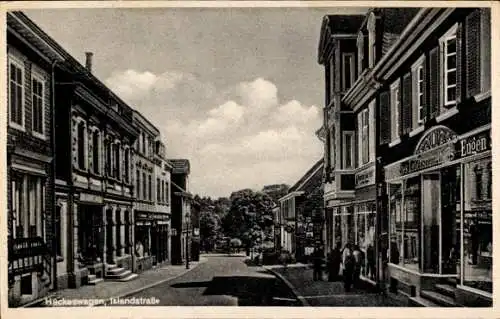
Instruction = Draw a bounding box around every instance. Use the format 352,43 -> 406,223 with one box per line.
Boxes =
107,71 -> 323,197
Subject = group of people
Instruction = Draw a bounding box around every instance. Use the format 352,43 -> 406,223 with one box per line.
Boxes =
311,242 -> 373,292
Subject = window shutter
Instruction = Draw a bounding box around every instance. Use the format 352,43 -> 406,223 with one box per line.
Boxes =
357,113 -> 362,167
379,91 -> 391,144
481,9 -> 491,92
428,46 -> 440,119
402,72 -> 412,134
456,23 -> 463,104
465,9 -> 481,98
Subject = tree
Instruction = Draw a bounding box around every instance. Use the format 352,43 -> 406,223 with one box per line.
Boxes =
222,189 -> 274,250
199,210 -> 221,251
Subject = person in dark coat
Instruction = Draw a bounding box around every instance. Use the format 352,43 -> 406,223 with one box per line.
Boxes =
342,243 -> 354,292
352,244 -> 364,288
327,242 -> 342,281
367,244 -> 376,280
312,246 -> 324,281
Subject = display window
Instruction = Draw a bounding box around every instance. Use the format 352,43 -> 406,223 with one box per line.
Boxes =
462,157 -> 492,294
355,202 -> 376,280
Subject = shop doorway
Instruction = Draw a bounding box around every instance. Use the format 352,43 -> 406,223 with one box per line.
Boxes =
421,173 -> 440,273
441,166 -> 461,276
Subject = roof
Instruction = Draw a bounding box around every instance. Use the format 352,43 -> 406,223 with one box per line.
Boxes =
318,14 -> 365,64
167,159 -> 190,174
171,180 -> 192,199
288,158 -> 324,193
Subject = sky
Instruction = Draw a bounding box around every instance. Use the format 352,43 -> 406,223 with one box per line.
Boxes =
25,6 -> 366,198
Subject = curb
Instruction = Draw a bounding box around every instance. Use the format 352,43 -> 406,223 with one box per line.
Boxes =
262,266 -> 310,307
20,257 -> 207,308
99,257 -> 208,306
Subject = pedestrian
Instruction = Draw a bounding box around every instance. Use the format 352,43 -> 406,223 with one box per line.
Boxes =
366,244 -> 376,280
342,243 -> 354,292
352,244 -> 364,288
312,246 -> 323,281
327,242 -> 342,281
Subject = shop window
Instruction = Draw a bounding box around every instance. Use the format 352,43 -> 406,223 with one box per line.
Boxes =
403,177 -> 420,271
135,225 -> 150,258
13,175 -> 44,239
463,158 -> 492,294
355,203 -> 376,280
412,56 -> 426,126
388,183 -> 403,265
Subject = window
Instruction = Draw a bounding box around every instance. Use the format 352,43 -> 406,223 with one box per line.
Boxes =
343,131 -> 355,169
165,180 -> 169,204
9,57 -> 24,129
361,109 -> 369,164
136,170 -> 141,199
142,172 -> 147,200
124,148 -> 130,182
11,175 -> 44,239
92,130 -> 100,174
148,175 -> 152,201
390,80 -> 401,141
157,178 -> 161,202
161,180 -> 165,203
77,121 -> 86,170
441,25 -> 458,106
106,140 -> 112,176
342,53 -> 355,91
142,135 -> 147,155
31,75 -> 44,136
412,56 -> 426,126
114,143 -> 120,179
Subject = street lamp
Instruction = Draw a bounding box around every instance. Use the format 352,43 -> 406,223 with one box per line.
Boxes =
185,212 -> 190,269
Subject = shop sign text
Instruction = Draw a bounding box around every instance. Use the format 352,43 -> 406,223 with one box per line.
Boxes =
456,132 -> 491,159
355,166 -> 375,188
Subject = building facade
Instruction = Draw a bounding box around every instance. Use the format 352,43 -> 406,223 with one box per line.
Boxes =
278,159 -> 324,262
153,139 -> 173,266
318,8 -> 491,307
7,11 -> 65,306
169,159 -> 192,265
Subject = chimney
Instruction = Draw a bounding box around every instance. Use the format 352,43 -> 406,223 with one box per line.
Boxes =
85,52 -> 93,72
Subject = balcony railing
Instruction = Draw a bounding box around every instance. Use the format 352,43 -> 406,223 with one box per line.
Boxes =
8,236 -> 52,287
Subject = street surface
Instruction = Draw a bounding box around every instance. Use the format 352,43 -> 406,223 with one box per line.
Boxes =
114,254 -> 300,306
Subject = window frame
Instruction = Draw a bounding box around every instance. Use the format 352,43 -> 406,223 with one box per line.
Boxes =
411,55 -> 426,125
8,55 -> 25,131
361,109 -> 370,165
76,120 -> 87,170
91,128 -> 100,175
31,71 -> 46,139
390,79 -> 401,141
440,24 -> 458,107
342,131 -> 355,169
341,52 -> 355,92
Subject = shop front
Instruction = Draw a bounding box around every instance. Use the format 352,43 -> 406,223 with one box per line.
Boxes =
384,125 -> 492,305
134,211 -> 154,273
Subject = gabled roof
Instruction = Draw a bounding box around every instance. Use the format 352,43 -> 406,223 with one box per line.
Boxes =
288,158 -> 324,193
317,14 -> 365,64
167,159 -> 190,174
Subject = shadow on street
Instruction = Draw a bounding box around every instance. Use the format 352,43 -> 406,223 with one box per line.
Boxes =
170,275 -> 298,306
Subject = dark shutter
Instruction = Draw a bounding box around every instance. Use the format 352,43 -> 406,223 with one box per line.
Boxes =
428,46 -> 440,119
456,23 -> 463,104
465,9 -> 481,98
421,59 -> 428,122
379,90 -> 391,145
402,72 -> 412,134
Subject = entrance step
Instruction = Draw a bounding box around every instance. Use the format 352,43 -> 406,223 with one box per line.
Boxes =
112,273 -> 138,282
107,267 -> 125,275
420,290 -> 458,307
444,277 -> 457,286
434,284 -> 456,299
87,274 -> 104,285
409,296 -> 440,307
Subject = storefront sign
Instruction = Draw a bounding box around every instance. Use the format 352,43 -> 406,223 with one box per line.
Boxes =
136,212 -> 149,220
455,131 -> 491,160
385,127 -> 491,180
78,193 -> 103,204
414,126 -> 457,154
355,166 -> 375,188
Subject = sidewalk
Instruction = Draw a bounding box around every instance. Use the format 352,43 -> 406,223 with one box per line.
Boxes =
23,257 -> 207,307
264,264 -> 410,307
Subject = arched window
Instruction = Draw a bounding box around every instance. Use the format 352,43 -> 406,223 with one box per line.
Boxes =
77,121 -> 86,169
92,130 -> 100,174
